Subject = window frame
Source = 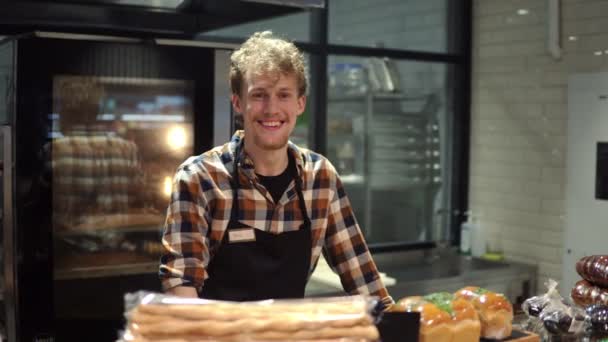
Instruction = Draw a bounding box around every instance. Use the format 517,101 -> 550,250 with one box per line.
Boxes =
194,0 -> 473,253
303,0 -> 472,252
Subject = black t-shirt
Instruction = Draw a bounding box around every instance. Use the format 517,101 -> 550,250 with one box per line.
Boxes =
256,153 -> 295,204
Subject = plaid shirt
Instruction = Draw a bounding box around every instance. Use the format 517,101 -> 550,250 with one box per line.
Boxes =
159,131 -> 393,306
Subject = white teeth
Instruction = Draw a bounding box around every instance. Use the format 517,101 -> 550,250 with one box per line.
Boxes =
261,121 -> 281,127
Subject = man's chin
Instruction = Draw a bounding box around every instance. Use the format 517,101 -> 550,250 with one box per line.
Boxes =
254,137 -> 289,151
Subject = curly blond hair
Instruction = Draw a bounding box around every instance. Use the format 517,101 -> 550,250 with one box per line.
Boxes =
230,31 -> 307,97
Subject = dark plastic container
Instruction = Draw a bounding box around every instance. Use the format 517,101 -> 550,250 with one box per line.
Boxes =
375,311 -> 420,342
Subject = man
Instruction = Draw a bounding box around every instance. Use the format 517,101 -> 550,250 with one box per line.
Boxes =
159,31 -> 393,308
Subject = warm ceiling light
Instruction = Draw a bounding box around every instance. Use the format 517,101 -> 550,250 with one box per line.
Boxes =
517,8 -> 529,15
167,126 -> 187,150
568,36 -> 578,41
110,0 -> 186,9
163,176 -> 172,197
594,51 -> 603,56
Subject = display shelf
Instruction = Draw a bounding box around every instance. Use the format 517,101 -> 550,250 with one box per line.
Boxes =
328,90 -> 441,241
328,93 -> 428,102
54,212 -> 165,237
54,262 -> 158,280
55,251 -> 159,280
55,224 -> 163,237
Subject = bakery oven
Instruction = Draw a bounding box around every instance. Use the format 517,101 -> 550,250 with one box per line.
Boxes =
0,33 -> 230,341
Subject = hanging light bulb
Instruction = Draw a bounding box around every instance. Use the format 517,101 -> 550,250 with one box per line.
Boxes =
167,125 -> 187,150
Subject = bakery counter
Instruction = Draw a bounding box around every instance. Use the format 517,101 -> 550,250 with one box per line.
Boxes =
305,249 -> 537,304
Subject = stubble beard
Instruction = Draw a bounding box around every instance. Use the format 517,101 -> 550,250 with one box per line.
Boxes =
252,133 -> 289,151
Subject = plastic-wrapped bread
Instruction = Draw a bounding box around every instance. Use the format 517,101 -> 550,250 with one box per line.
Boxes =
119,291 -> 380,342
571,279 -> 608,307
392,293 -> 481,342
454,286 -> 513,339
576,255 -> 608,288
586,304 -> 608,337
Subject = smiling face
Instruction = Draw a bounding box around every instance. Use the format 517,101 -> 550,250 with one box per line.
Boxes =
232,71 -> 306,152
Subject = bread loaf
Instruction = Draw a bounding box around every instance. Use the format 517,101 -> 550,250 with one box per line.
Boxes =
393,293 -> 481,342
454,286 -> 513,339
576,255 -> 608,288
571,279 -> 608,307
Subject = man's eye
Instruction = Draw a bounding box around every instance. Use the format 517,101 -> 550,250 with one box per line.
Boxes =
251,93 -> 264,99
279,93 -> 292,99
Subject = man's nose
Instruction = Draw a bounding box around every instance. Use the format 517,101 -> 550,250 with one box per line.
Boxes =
265,96 -> 280,115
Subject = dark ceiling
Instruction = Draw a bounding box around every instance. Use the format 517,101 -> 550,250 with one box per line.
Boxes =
0,0 -> 304,38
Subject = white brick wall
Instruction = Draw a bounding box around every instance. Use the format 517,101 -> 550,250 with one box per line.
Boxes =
472,0 -> 608,291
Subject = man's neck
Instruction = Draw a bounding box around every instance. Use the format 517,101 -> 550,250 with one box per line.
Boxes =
244,140 -> 289,176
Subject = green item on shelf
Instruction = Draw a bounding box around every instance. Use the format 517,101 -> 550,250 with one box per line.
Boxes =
481,252 -> 504,262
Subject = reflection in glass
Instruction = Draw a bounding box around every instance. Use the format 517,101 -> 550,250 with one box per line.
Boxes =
327,56 -> 451,245
50,76 -> 194,277
197,11 -> 311,42
329,0 -> 450,53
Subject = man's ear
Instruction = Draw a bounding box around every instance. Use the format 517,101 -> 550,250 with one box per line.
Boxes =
296,95 -> 307,116
231,94 -> 243,114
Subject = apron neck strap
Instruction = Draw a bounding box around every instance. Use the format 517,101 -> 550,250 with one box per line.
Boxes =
231,144 -> 311,227
289,155 -> 311,227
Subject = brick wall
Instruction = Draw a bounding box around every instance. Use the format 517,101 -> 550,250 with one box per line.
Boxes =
472,0 -> 608,289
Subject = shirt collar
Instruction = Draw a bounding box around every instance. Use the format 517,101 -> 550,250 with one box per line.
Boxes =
228,130 -> 305,179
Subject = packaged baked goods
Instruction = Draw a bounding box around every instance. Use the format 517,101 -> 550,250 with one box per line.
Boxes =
522,279 -> 588,340
453,286 -> 513,339
522,279 -> 562,337
392,292 -> 481,342
571,279 -> 608,307
118,291 -> 380,342
586,304 -> 608,338
523,279 -> 561,319
539,300 -> 586,338
576,255 -> 608,288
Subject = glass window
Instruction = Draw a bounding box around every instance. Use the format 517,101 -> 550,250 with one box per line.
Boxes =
51,75 -> 194,277
198,11 -> 311,42
326,55 -> 452,245
0,39 -> 13,341
329,0 -> 451,53
0,40 -> 14,124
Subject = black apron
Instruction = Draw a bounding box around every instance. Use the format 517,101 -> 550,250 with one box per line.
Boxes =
199,148 -> 312,301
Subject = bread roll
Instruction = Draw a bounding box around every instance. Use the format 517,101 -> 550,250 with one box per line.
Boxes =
577,255 -> 608,288
393,293 -> 481,342
572,279 -> 608,307
454,286 -> 513,339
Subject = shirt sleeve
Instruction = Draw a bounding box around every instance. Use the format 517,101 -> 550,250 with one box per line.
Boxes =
159,165 -> 211,291
322,164 -> 394,308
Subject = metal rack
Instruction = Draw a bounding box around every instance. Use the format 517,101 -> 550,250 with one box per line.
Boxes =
327,91 -> 442,242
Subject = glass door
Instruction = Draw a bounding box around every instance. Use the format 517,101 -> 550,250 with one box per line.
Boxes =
51,75 -> 194,280
0,38 -> 16,342
14,36 -> 215,341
